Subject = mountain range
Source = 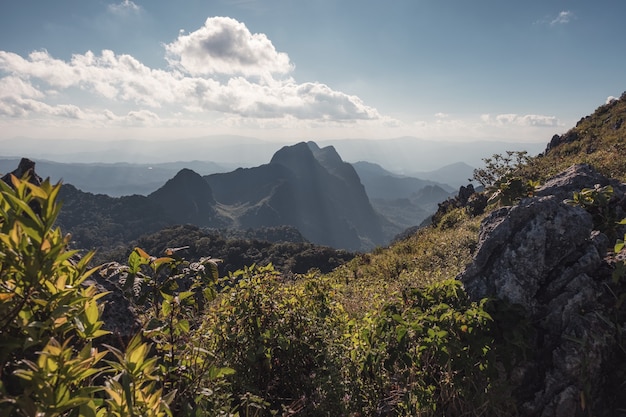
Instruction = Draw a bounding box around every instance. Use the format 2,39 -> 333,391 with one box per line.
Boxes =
50,141 -> 433,252
3,140 -> 473,249
0,135 -> 546,172
0,159 -> 230,197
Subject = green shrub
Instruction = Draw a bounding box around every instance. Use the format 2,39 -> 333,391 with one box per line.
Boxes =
103,246 -> 235,416
0,175 -> 171,416
565,184 -> 618,236
351,279 -> 513,416
201,265 -> 349,416
472,151 -> 531,188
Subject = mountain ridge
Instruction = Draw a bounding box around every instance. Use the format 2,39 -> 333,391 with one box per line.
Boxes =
47,141 -> 395,252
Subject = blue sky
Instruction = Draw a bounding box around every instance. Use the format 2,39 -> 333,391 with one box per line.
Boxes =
0,0 -> 624,144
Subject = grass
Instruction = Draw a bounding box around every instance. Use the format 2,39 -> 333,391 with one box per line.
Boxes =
328,208 -> 483,317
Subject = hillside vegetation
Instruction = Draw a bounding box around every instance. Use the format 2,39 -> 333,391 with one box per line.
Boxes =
3,93 -> 626,416
522,91 -> 626,182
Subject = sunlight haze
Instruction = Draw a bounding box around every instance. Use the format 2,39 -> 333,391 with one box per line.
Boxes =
0,1 -> 624,146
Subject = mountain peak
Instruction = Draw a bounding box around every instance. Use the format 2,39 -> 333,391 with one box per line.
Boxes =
270,142 -> 317,174
149,168 -> 223,227
208,141 -> 384,250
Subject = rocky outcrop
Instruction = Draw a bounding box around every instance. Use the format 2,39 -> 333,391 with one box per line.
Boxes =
1,157 -> 42,186
1,158 -> 44,216
90,265 -> 142,347
431,183 -> 488,226
534,163 -> 624,202
459,164 -> 625,417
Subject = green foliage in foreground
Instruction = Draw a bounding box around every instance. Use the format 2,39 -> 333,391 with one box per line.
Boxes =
0,176 -> 172,416
1,174 -> 519,416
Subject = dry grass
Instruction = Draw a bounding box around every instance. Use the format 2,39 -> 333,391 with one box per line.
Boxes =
328,208 -> 483,317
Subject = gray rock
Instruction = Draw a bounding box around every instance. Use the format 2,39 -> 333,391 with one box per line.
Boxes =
93,262 -> 142,346
535,163 -> 623,202
459,165 -> 623,417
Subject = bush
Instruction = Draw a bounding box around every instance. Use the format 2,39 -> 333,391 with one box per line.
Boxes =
0,175 -> 172,416
350,280 -> 513,416
201,265 -> 349,416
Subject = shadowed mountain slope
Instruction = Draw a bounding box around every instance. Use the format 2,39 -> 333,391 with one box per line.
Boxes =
148,168 -> 228,227
206,141 -> 385,251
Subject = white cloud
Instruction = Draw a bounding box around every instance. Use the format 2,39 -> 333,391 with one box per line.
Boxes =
0,75 -> 44,100
550,11 -> 574,26
0,17 -> 383,127
480,113 -> 559,127
0,95 -> 85,119
108,0 -> 140,15
606,96 -> 618,104
164,17 -> 293,79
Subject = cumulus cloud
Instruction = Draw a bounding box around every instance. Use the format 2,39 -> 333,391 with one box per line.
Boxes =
165,17 -> 293,79
0,17 -> 382,125
481,113 -> 559,127
550,11 -> 574,25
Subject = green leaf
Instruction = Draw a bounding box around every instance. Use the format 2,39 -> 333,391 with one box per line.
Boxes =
396,326 -> 408,343
161,299 -> 172,317
209,366 -> 236,379
177,319 -> 190,334
84,299 -> 99,325
128,248 -> 150,274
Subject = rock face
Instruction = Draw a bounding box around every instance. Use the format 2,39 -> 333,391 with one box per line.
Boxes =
459,164 -> 624,417
1,157 -> 42,186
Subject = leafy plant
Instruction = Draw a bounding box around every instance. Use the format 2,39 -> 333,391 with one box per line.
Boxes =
0,175 -> 172,416
104,247 -> 235,416
472,151 -> 531,189
201,264 -> 348,416
565,184 -> 619,238
486,175 -> 538,207
352,279 -> 512,416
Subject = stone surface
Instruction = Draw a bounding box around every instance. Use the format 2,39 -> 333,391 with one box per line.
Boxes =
1,157 -> 42,186
535,163 -> 624,202
459,164 -> 625,417
94,262 -> 142,346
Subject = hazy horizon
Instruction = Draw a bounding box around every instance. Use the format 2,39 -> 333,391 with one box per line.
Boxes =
1,1 -> 624,146
0,135 -> 547,173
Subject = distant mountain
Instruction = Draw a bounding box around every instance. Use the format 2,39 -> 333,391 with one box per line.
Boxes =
206,141 -> 385,251
412,184 -> 452,207
0,135 -> 275,166
352,161 -> 453,199
0,158 -> 229,197
55,184 -> 173,251
45,141 -> 387,252
1,135 -> 546,175
410,162 -> 476,189
320,137 -> 546,172
351,161 -> 454,231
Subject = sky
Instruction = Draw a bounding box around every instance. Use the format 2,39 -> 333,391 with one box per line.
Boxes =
0,0 -> 625,144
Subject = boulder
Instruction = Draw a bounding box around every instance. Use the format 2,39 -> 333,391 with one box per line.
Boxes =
459,165 -> 624,417
94,262 -> 142,346
534,163 -> 624,202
